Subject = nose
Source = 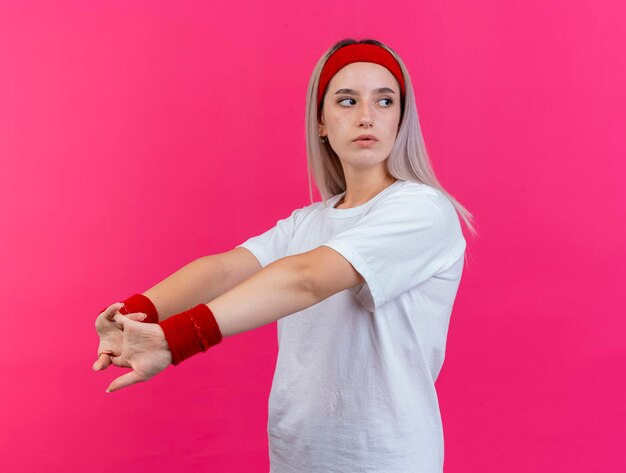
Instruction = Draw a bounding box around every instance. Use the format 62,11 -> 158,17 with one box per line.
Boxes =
358,100 -> 374,128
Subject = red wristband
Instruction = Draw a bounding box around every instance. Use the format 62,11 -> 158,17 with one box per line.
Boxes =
100,293 -> 159,323
159,304 -> 223,365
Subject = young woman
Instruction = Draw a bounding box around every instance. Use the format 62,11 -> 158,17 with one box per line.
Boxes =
94,38 -> 476,472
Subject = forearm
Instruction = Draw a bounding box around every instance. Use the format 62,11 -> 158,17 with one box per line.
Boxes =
142,256 -> 227,321
206,256 -> 320,338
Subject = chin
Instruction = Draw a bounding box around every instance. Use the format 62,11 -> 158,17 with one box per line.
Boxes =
344,155 -> 387,169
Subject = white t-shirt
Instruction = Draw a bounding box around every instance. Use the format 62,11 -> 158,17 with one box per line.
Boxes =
237,179 -> 466,473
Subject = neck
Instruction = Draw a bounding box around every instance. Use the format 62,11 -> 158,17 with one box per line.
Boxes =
336,176 -> 398,209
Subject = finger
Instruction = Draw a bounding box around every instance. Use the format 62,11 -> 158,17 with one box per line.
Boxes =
102,302 -> 125,321
124,312 -> 147,322
111,313 -> 127,330
113,312 -> 129,326
113,313 -> 143,328
93,353 -> 112,371
110,354 -> 131,368
106,370 -> 145,393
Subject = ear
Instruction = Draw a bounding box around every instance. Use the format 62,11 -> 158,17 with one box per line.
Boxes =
318,117 -> 326,137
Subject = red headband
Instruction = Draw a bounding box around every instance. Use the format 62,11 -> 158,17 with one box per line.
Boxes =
317,43 -> 406,111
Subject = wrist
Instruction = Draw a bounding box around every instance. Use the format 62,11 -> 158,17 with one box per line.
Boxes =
158,304 -> 223,365
118,293 -> 159,323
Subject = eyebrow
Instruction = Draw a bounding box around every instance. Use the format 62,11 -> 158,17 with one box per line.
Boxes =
334,87 -> 396,95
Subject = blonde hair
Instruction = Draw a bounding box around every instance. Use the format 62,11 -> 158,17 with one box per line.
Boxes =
305,38 -> 478,241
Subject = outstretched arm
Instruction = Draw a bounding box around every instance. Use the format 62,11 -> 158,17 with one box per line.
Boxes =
104,246 -> 364,392
94,248 -> 261,371
141,248 -> 261,322
210,246 -> 365,338
209,254 -> 317,338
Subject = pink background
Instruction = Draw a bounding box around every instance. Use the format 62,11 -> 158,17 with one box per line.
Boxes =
1,1 -> 624,472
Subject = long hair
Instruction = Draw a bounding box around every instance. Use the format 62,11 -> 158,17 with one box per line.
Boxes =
305,38 -> 478,239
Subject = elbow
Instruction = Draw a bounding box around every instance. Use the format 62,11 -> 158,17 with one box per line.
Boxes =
294,246 -> 366,302
283,255 -> 319,299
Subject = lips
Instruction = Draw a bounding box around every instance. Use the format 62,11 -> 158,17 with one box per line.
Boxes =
353,134 -> 378,141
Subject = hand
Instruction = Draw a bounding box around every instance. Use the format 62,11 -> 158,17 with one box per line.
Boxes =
105,314 -> 173,393
93,302 -> 147,371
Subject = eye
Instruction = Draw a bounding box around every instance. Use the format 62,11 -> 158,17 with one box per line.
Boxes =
337,97 -> 394,107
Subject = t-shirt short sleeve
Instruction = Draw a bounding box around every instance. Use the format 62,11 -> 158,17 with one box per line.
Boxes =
321,192 -> 466,311
236,207 -> 302,268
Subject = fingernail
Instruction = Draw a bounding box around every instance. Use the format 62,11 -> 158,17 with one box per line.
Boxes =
105,389 -> 111,393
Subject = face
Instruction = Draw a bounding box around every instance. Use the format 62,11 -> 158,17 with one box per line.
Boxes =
319,61 -> 402,172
